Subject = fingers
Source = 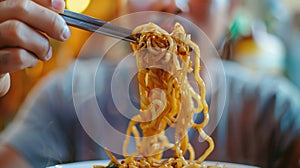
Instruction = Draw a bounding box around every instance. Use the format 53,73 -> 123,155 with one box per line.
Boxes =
0,0 -> 70,41
0,20 -> 52,61
0,48 -> 39,74
0,0 -> 68,97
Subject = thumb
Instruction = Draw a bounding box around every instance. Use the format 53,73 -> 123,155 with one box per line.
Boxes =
33,0 -> 66,13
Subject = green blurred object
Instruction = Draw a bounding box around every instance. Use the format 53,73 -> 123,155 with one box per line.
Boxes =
229,12 -> 252,39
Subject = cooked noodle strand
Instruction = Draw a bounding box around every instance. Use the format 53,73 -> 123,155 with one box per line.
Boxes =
102,22 -> 214,168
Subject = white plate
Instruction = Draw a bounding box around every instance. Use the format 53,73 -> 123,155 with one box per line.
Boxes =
47,160 -> 259,168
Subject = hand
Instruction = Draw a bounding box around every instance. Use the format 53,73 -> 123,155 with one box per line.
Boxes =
0,0 -> 71,96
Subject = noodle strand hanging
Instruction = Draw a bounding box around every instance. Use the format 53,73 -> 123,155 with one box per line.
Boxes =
96,22 -> 214,168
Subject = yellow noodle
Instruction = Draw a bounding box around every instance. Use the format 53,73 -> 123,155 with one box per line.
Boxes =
99,22 -> 214,167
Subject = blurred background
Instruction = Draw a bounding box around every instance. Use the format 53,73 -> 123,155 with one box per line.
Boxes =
0,0 -> 299,131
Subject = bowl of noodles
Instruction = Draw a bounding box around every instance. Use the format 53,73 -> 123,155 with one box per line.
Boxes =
70,11 -> 233,168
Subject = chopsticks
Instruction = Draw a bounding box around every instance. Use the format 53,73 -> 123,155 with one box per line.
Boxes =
60,9 -> 137,43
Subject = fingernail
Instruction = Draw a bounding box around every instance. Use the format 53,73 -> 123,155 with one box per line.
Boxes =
52,0 -> 64,11
45,47 -> 53,61
62,25 -> 71,40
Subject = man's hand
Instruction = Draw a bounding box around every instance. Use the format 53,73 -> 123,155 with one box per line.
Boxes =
0,0 -> 71,96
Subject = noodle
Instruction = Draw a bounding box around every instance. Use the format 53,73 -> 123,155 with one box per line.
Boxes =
96,22 -> 214,167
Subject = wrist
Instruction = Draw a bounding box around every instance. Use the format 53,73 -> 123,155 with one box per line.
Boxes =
0,73 -> 11,97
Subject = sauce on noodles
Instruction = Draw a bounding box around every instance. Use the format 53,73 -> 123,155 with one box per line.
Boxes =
95,22 -> 214,168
